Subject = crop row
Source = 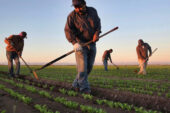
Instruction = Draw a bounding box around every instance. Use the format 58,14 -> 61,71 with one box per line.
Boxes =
53,75 -> 169,98
6,77 -> 162,113
56,88 -> 161,113
0,77 -> 106,113
27,65 -> 169,80
0,83 -> 60,113
34,104 -> 60,113
0,84 -> 32,104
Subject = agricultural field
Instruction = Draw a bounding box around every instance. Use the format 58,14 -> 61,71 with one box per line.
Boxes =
0,65 -> 170,113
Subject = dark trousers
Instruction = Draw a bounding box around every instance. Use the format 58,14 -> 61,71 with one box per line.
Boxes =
103,59 -> 108,71
6,51 -> 20,77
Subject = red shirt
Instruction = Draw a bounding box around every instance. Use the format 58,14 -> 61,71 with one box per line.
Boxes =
4,35 -> 24,52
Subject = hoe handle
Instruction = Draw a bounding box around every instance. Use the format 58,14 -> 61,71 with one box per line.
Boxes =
19,56 -> 32,72
37,26 -> 119,71
19,56 -> 39,80
144,48 -> 158,62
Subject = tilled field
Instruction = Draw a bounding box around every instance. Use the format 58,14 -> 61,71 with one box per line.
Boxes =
0,71 -> 169,113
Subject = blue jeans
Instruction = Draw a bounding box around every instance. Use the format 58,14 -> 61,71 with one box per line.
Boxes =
73,43 -> 96,93
6,51 -> 20,77
103,59 -> 108,71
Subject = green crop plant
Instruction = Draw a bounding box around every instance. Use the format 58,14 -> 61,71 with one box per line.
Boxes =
0,84 -> 32,104
123,103 -> 133,111
157,92 -> 162,96
166,93 -> 170,98
34,104 -> 60,113
0,84 -> 5,89
25,85 -> 37,93
54,97 -> 67,103
82,94 -> 93,100
1,110 -> 6,113
63,101 -> 78,109
96,99 -> 103,105
49,86 -> 55,91
67,90 -> 77,96
80,105 -> 106,113
16,78 -> 23,82
59,88 -> 67,94
43,84 -> 48,89
134,107 -> 155,113
39,91 -> 52,99
16,83 -> 24,88
21,96 -> 32,104
106,101 -> 114,108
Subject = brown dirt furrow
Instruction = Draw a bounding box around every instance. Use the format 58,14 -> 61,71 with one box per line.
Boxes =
16,78 -> 131,113
0,80 -> 79,113
0,89 -> 38,113
18,74 -> 170,113
0,71 -> 169,113
1,77 -> 131,113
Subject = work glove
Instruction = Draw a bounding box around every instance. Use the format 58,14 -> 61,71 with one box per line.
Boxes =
93,33 -> 99,42
73,43 -> 82,52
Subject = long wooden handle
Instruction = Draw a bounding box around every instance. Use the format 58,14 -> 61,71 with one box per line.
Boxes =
36,26 -> 119,71
19,56 -> 39,80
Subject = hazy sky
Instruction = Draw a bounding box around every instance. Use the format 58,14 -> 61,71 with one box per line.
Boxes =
0,0 -> 170,65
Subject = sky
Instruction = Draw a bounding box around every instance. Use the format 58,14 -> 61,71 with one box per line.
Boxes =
0,0 -> 170,65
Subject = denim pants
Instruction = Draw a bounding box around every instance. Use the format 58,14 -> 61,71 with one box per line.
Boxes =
73,43 -> 96,93
103,59 -> 108,71
6,51 -> 20,77
138,59 -> 147,75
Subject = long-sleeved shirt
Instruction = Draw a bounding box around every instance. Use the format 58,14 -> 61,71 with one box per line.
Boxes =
136,43 -> 152,60
102,50 -> 112,62
65,6 -> 101,45
4,35 -> 24,53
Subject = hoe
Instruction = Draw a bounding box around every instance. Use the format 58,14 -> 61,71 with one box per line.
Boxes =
19,55 -> 39,80
134,48 -> 158,73
111,62 -> 119,70
36,26 -> 119,72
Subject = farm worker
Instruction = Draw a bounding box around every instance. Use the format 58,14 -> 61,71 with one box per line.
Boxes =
136,39 -> 152,75
65,0 -> 101,94
4,31 -> 27,77
102,49 -> 113,71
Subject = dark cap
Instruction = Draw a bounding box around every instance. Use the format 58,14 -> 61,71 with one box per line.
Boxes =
138,39 -> 144,45
138,39 -> 143,43
19,31 -> 27,38
72,0 -> 85,6
109,49 -> 113,52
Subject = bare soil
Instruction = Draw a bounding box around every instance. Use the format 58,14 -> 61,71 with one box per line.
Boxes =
0,71 -> 170,113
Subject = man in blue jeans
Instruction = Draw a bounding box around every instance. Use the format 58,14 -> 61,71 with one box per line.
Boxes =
65,0 -> 101,94
4,31 -> 27,77
102,49 -> 113,71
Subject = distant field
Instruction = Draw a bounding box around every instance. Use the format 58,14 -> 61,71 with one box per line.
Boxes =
0,65 -> 170,113
0,65 -> 170,80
